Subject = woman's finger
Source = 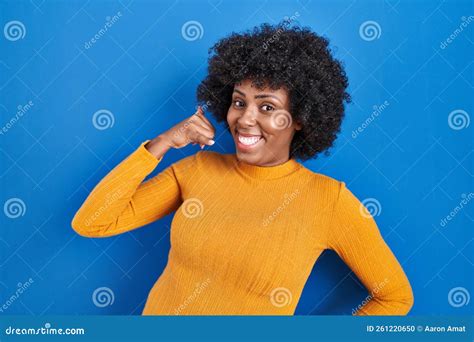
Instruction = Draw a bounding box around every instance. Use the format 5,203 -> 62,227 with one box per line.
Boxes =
188,129 -> 215,147
189,122 -> 215,142
193,111 -> 215,134
196,106 -> 213,127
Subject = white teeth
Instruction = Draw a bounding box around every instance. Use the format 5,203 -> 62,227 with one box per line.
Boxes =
238,134 -> 262,146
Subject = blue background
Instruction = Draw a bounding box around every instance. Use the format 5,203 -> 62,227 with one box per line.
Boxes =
0,0 -> 472,316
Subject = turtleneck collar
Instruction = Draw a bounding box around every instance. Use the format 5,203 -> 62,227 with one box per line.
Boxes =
233,155 -> 303,180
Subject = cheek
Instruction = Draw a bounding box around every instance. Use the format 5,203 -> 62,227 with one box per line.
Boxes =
259,116 -> 284,136
226,109 -> 237,126
261,120 -> 294,144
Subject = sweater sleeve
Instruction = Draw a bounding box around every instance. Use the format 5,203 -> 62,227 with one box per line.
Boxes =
71,140 -> 183,238
327,182 -> 414,315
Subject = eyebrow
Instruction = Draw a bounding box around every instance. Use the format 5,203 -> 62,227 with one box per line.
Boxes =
233,89 -> 282,102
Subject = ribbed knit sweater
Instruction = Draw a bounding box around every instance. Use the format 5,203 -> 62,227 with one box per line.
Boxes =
71,140 -> 414,315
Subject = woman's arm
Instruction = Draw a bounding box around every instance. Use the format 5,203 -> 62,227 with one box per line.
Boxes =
327,182 -> 414,315
71,106 -> 215,238
71,138 -> 180,238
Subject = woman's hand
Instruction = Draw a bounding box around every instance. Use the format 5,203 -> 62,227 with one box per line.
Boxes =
145,106 -> 216,159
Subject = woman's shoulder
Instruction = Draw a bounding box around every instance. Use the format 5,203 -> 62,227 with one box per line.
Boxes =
196,150 -> 237,172
298,164 -> 343,192
171,150 -> 234,174
301,164 -> 343,186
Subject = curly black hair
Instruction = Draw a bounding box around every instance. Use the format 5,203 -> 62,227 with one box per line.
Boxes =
196,22 -> 351,161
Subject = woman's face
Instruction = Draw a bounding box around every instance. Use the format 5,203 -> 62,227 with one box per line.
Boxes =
227,79 -> 301,166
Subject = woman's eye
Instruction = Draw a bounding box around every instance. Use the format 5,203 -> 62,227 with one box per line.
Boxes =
233,100 -> 244,107
261,104 -> 274,112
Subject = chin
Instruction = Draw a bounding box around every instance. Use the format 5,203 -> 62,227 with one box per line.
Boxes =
235,150 -> 261,165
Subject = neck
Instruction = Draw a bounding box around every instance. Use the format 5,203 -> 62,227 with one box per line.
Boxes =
234,154 -> 301,180
239,156 -> 290,167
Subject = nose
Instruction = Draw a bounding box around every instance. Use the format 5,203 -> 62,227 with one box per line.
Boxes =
237,105 -> 258,127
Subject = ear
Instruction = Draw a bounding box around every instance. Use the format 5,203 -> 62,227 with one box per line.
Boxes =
294,121 -> 302,131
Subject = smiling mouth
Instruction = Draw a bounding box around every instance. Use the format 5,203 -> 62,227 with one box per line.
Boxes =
235,131 -> 264,151
238,134 -> 262,145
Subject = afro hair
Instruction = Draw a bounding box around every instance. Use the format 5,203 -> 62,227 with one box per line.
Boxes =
197,22 -> 351,161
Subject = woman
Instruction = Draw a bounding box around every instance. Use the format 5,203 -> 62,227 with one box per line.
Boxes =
71,23 -> 414,315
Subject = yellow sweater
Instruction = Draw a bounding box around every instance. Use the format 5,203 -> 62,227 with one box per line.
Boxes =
71,140 -> 414,315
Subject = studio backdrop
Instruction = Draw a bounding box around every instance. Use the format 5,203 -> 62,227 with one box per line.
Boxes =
0,0 -> 472,316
